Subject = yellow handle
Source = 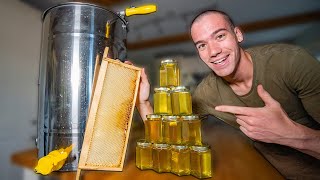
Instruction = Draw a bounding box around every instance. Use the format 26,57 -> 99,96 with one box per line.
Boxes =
125,5 -> 157,17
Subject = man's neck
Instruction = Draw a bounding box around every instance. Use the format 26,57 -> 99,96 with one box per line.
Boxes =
224,50 -> 254,96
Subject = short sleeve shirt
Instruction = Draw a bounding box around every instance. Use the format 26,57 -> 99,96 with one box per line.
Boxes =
192,44 -> 320,179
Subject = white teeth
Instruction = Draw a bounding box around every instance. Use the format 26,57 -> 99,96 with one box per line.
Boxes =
213,57 -> 226,64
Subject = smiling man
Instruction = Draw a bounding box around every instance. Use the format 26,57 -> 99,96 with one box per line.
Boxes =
134,9 -> 320,179
190,10 -> 320,178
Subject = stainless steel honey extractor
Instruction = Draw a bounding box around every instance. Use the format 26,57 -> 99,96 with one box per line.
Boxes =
37,2 -> 128,171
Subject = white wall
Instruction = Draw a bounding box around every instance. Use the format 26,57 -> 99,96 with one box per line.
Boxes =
0,0 -> 41,179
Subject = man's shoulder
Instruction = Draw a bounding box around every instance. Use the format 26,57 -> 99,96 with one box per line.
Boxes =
246,44 -> 307,63
246,43 -> 303,55
247,43 -> 312,69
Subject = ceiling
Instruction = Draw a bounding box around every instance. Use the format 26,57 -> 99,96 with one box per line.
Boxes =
21,0 -> 320,58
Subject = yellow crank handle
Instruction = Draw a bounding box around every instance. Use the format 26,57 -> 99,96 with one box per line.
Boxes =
125,5 -> 157,17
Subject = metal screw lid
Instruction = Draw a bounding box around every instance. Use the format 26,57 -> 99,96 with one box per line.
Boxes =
137,139 -> 152,147
161,59 -> 177,64
146,114 -> 162,119
153,143 -> 170,149
191,145 -> 210,152
171,144 -> 188,150
171,86 -> 189,92
154,87 -> 171,92
180,114 -> 200,120
162,115 -> 178,121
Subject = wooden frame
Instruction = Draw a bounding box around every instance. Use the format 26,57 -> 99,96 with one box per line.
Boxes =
76,54 -> 141,179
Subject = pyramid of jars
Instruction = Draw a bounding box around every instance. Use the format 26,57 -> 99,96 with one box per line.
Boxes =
135,59 -> 212,179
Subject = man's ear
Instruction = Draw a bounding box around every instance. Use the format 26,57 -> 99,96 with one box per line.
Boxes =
234,27 -> 243,43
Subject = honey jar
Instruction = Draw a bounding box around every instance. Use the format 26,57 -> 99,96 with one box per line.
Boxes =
171,86 -> 192,115
190,145 -> 212,178
136,140 -> 153,170
159,59 -> 180,87
152,143 -> 171,173
181,115 -> 202,145
162,116 -> 182,144
171,145 -> 190,176
154,87 -> 172,115
145,114 -> 162,143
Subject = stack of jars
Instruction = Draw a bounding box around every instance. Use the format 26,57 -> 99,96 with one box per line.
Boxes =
135,59 -> 212,179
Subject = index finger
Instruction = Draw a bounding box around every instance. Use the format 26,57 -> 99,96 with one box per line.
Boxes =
215,105 -> 253,116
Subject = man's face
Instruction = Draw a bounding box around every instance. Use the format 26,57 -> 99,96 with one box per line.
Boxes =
191,13 -> 243,77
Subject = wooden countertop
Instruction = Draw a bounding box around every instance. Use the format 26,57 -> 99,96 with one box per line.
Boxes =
11,115 -> 284,180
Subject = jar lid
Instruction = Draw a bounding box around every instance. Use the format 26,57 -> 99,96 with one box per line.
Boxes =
162,115 -> 178,121
161,59 -> 177,64
154,87 -> 171,92
136,139 -> 152,147
180,115 -> 199,120
171,145 -> 188,150
191,145 -> 210,152
171,86 -> 189,92
153,143 -> 170,149
146,114 -> 162,119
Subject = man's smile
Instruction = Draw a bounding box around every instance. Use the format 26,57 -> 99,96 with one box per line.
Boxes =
211,55 -> 229,65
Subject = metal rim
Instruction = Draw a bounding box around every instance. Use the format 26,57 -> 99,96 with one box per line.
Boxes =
161,59 -> 177,64
153,143 -> 170,149
137,139 -> 152,147
154,87 -> 171,92
171,86 -> 189,92
180,115 -> 199,120
42,2 -> 127,25
146,114 -> 162,119
162,115 -> 178,121
171,145 -> 188,150
191,145 -> 210,152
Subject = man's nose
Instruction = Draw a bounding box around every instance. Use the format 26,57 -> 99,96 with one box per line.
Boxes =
208,42 -> 222,57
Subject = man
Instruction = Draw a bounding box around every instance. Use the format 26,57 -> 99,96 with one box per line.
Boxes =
135,10 -> 320,178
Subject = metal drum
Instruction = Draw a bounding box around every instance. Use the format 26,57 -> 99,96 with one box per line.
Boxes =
37,3 -> 127,171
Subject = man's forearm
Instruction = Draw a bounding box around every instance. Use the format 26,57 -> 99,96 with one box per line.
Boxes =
296,124 -> 320,159
136,101 -> 153,121
284,123 -> 320,159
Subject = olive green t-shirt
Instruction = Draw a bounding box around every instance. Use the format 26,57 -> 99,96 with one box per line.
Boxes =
193,44 -> 320,179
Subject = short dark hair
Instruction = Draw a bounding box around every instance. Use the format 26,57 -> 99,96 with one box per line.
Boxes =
190,10 -> 235,29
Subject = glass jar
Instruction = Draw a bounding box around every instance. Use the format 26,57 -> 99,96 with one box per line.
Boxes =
159,59 -> 180,87
135,140 -> 153,170
190,145 -> 212,178
152,143 -> 171,173
171,145 -> 190,176
145,114 -> 162,143
181,115 -> 202,145
154,87 -> 172,115
171,86 -> 192,115
162,116 -> 182,144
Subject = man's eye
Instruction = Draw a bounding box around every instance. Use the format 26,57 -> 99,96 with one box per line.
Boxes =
217,34 -> 226,40
197,44 -> 206,50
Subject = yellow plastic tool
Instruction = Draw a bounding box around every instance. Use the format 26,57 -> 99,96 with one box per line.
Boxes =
105,22 -> 110,38
34,145 -> 73,175
125,5 -> 157,17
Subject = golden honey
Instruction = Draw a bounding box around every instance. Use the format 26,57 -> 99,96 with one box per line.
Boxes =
162,116 -> 182,144
171,86 -> 192,115
145,114 -> 162,143
190,145 -> 212,178
154,87 -> 172,114
136,140 -> 153,170
159,59 -> 180,87
181,115 -> 202,145
171,145 -> 190,176
152,143 -> 171,173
